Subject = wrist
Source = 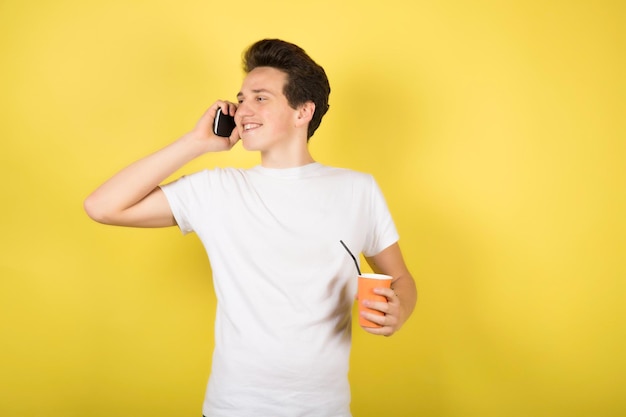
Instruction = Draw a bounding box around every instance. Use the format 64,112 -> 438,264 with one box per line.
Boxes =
178,131 -> 214,156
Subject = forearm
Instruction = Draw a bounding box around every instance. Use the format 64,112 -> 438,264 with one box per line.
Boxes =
84,133 -> 208,224
365,242 -> 417,334
391,272 -> 417,327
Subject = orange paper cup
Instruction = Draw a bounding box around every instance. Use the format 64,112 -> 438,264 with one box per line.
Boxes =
357,273 -> 392,328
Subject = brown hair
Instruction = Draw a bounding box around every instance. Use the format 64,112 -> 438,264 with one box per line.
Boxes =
242,39 -> 331,140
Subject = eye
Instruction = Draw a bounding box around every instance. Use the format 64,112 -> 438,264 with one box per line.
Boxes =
256,96 -> 267,102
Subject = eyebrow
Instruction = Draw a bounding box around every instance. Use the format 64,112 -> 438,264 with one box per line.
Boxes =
236,88 -> 275,99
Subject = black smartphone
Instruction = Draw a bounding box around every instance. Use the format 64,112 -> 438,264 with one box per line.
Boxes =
213,108 -> 236,137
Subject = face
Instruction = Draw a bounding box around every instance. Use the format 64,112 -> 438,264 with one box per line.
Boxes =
235,66 -> 301,152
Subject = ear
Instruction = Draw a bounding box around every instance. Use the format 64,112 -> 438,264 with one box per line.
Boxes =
294,101 -> 315,128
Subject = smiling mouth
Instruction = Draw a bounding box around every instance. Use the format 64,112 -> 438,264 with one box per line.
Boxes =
243,123 -> 261,131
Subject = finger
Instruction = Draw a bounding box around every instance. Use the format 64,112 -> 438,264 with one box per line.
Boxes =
361,317 -> 395,337
374,287 -> 398,302
227,126 -> 240,148
364,307 -> 398,326
209,100 -> 233,120
226,101 -> 238,116
360,310 -> 386,327
363,324 -> 394,336
197,102 -> 223,128
194,107 -> 217,135
361,299 -> 399,325
362,298 -> 391,314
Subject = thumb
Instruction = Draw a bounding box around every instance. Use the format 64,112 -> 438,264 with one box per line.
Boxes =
226,126 -> 240,149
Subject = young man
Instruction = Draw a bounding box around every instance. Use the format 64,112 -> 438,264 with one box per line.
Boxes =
85,39 -> 416,417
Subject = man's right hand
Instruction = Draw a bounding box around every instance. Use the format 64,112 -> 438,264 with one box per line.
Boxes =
189,101 -> 240,153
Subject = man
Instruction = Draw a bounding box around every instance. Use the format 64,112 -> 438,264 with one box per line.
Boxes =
84,39 -> 416,417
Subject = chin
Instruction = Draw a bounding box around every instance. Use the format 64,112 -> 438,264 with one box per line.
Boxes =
241,138 -> 261,152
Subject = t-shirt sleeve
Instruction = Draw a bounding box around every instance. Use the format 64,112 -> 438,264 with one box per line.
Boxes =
362,175 -> 400,257
159,172 -> 207,235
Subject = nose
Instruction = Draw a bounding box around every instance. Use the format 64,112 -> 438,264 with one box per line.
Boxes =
235,101 -> 253,124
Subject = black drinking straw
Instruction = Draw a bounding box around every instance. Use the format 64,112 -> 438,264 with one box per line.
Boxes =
340,240 -> 361,275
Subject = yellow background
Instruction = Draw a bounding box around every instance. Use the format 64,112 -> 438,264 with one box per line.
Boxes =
1,0 -> 624,416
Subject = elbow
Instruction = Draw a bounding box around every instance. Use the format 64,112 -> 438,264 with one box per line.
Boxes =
83,193 -> 113,224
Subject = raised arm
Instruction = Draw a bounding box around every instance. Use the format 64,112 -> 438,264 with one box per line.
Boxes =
362,242 -> 417,336
84,102 -> 239,227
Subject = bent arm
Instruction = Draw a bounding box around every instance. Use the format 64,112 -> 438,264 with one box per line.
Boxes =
84,135 -> 199,227
364,242 -> 417,335
84,103 -> 239,227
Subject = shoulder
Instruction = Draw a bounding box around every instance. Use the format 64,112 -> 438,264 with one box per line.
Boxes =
162,167 -> 251,196
179,167 -> 249,182
317,165 -> 374,182
320,166 -> 380,195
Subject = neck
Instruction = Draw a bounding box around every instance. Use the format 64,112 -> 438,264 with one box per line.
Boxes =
260,136 -> 315,168
261,149 -> 315,168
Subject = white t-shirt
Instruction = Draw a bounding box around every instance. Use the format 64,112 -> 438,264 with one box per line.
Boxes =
161,163 -> 399,417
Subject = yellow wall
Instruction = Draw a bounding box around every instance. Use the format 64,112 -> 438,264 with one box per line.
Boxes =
1,1 -> 624,416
